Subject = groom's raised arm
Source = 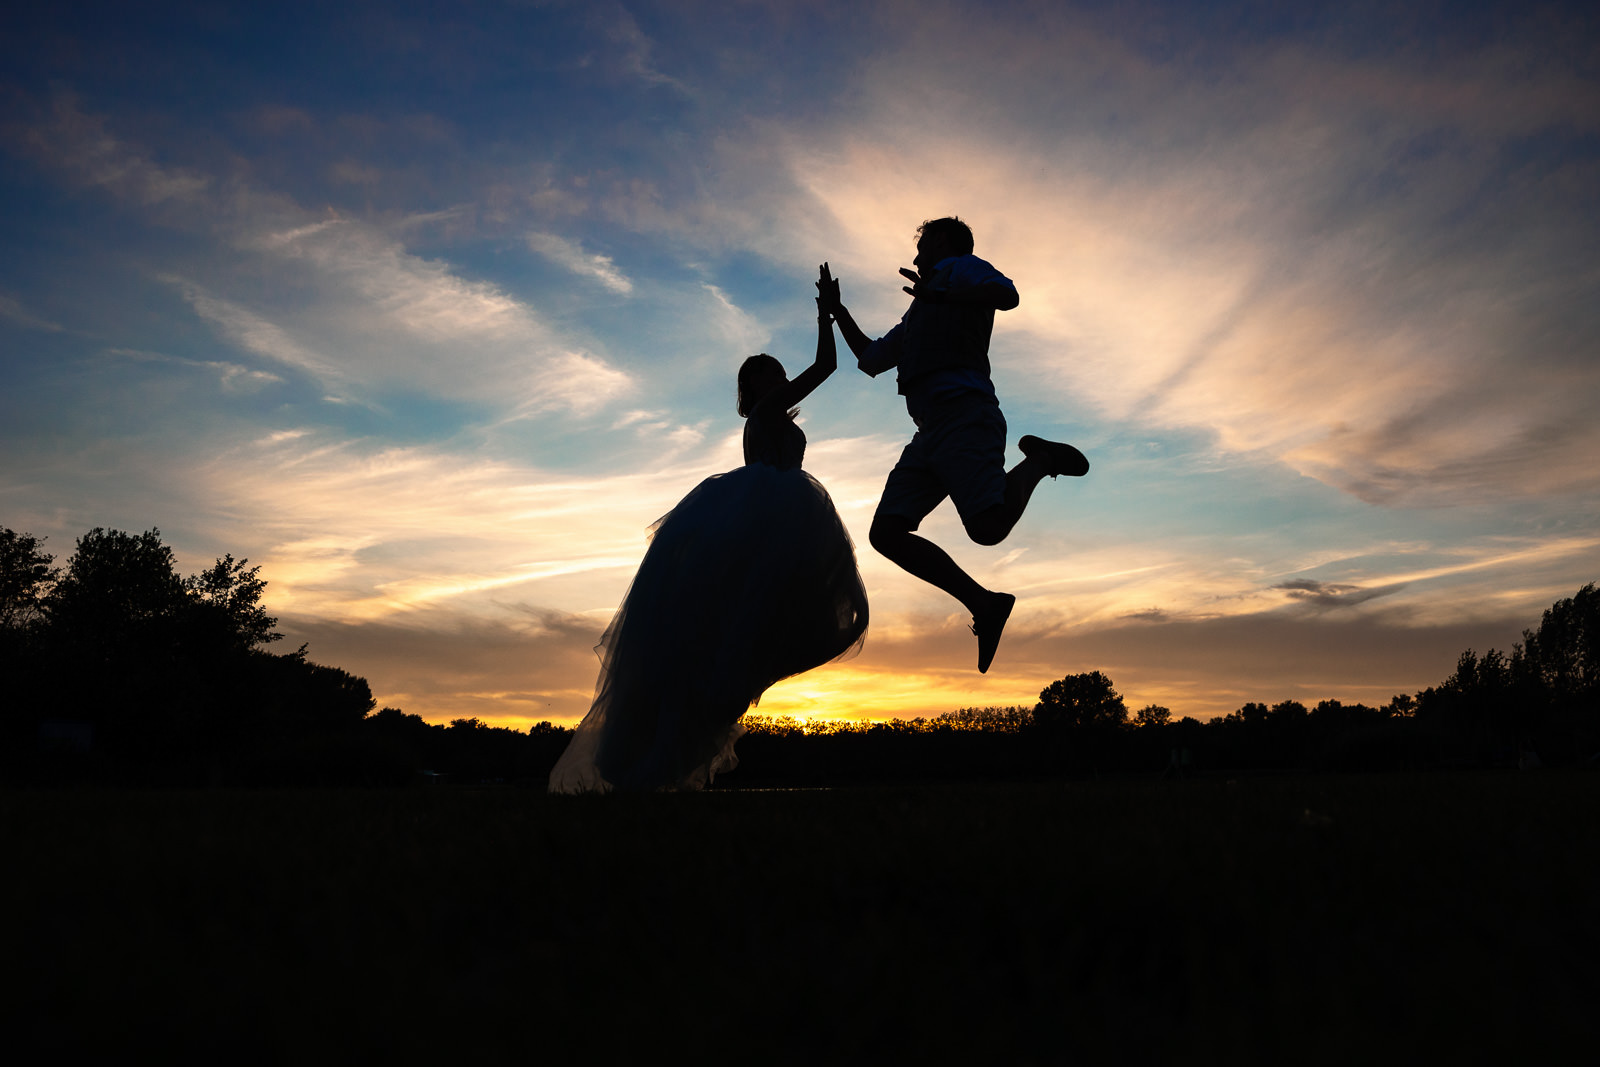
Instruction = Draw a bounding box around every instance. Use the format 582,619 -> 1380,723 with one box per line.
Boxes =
831,302 -> 873,363
820,280 -> 895,377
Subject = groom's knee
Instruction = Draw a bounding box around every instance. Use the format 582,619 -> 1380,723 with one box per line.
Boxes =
963,505 -> 1011,547
869,513 -> 913,557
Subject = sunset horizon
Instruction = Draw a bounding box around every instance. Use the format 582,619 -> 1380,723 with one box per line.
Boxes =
5,1 -> 1596,732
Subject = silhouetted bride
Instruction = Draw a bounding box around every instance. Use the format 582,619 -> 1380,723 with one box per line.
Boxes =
549,265 -> 868,792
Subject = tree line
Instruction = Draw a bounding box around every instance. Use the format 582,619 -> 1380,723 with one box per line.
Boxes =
3,525 -> 1595,785
742,581 -> 1598,778
3,526 -> 376,783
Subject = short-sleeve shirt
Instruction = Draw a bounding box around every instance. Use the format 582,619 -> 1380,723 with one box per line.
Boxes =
858,254 -> 1015,404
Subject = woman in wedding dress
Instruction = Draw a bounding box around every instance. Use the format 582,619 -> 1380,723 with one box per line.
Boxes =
549,265 -> 868,792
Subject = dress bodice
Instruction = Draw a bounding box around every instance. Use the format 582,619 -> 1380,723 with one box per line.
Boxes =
742,409 -> 806,471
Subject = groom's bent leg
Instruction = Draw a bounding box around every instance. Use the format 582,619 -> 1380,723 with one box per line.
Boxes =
921,398 -> 1029,547
963,456 -> 1049,545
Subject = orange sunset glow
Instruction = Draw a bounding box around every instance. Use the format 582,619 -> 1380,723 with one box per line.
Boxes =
4,1 -> 1597,731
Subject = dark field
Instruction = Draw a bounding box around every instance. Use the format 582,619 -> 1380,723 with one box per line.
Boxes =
5,773 -> 1596,1064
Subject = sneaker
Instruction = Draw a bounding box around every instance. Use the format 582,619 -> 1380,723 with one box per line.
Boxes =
1019,435 -> 1089,477
971,592 -> 1016,674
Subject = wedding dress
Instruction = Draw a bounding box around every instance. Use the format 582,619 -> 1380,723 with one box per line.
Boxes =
548,409 -> 867,792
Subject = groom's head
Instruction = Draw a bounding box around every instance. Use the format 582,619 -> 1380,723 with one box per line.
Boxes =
914,216 -> 974,273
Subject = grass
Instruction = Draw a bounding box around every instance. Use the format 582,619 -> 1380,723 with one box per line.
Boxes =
4,772 -> 1596,1064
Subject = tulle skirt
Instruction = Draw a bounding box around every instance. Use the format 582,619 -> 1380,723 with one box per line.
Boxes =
548,463 -> 868,793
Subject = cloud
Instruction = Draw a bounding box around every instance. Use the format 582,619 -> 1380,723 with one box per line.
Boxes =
699,283 -> 770,354
19,96 -> 635,417
330,160 -> 384,186
1273,579 -> 1407,609
188,429 -> 754,622
104,347 -> 285,392
231,217 -> 633,413
1121,608 -> 1170,622
19,94 -> 211,206
736,9 -> 1600,510
527,232 -> 634,293
162,284 -> 345,382
0,293 -> 64,332
595,2 -> 695,96
278,612 -> 608,724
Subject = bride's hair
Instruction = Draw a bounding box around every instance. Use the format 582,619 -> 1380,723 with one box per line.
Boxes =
737,353 -> 791,418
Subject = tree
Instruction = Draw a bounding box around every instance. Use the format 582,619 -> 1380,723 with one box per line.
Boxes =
183,554 -> 282,651
45,529 -> 285,660
939,706 -> 1033,732
1413,648 -> 1516,761
1383,693 -> 1416,718
1447,648 -> 1511,695
1507,583 -> 1600,759
1035,671 -> 1128,731
247,647 -> 376,733
45,527 -> 188,651
1226,702 -> 1268,726
1272,700 -> 1309,722
0,528 -> 58,630
1,523 -> 397,782
1513,582 -> 1599,703
1133,704 -> 1171,728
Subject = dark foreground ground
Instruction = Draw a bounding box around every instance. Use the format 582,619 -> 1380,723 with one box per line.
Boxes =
4,772 -> 1596,1064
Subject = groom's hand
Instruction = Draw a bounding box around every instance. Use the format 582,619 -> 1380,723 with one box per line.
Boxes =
900,266 -> 947,302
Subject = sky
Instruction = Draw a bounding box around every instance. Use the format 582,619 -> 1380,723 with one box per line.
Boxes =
2,0 -> 1597,727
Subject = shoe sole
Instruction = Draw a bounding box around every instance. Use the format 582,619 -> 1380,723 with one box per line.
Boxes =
1019,435 -> 1089,477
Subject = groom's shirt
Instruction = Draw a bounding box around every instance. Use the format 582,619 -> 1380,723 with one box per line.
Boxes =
858,253 -> 1015,404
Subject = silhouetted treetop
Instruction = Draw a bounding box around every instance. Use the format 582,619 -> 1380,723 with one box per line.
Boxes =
0,528 -> 57,630
41,527 -> 282,656
184,553 -> 283,651
1133,704 -> 1171,728
1515,582 -> 1598,699
1036,671 -> 1127,731
46,528 -> 187,644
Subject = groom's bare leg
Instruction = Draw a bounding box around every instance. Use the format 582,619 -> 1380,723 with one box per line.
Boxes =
869,514 -> 990,612
869,514 -> 1016,673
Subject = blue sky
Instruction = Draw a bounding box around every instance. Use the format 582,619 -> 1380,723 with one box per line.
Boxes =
3,0 -> 1597,724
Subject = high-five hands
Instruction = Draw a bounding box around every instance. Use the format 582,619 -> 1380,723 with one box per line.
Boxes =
816,262 -> 841,317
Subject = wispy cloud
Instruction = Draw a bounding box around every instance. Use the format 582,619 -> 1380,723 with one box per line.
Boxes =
19,93 -> 211,206
596,2 -> 695,96
739,13 -> 1600,510
1274,578 -> 1408,609
104,347 -> 284,392
192,430 -> 746,621
700,283 -> 771,353
0,293 -> 64,332
21,96 -> 635,417
528,232 -> 634,293
162,283 -> 345,382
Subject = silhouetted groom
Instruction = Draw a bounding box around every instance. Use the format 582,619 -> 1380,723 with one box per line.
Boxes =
822,216 -> 1088,672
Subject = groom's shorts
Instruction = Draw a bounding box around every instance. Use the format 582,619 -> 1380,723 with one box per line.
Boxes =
876,392 -> 1007,532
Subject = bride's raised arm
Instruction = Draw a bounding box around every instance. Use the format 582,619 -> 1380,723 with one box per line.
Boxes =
759,264 -> 839,416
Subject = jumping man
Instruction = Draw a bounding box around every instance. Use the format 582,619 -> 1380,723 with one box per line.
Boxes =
821,216 -> 1088,672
